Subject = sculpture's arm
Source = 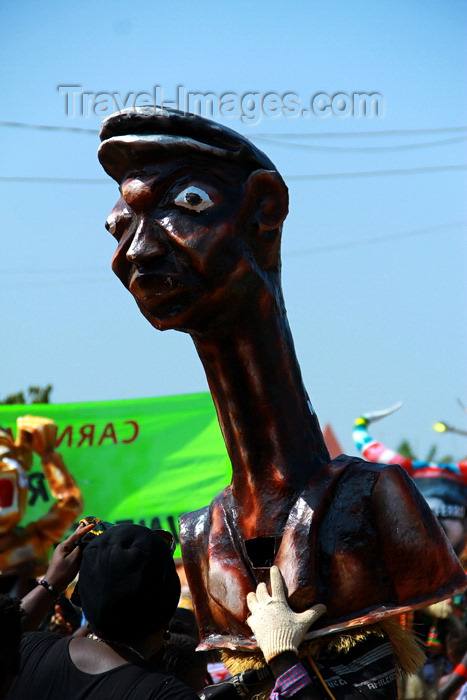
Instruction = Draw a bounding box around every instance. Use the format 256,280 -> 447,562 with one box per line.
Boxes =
16,416 -> 83,543
35,451 -> 84,541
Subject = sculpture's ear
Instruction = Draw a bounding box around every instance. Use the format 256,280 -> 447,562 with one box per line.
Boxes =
242,170 -> 289,270
244,169 -> 289,231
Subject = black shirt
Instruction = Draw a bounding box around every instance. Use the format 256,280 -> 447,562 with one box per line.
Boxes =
7,632 -> 200,700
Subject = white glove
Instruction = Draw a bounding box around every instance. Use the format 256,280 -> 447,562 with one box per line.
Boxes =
246,565 -> 326,662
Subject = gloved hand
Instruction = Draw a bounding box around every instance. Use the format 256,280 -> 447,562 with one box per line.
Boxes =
246,565 -> 326,662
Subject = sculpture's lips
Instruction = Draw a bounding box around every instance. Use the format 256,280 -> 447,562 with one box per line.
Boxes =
129,269 -> 199,307
130,269 -> 183,293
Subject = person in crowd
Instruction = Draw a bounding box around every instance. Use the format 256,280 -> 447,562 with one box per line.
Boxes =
243,566 -> 399,700
170,606 -> 233,685
0,595 -> 22,700
437,626 -> 467,700
354,409 -> 467,699
170,607 -> 201,643
6,520 -> 330,699
7,520 -> 201,699
37,592 -> 83,636
152,633 -> 210,692
9,515 -> 405,699
438,627 -> 467,700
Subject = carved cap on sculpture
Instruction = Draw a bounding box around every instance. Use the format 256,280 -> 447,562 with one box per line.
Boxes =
98,107 -> 280,184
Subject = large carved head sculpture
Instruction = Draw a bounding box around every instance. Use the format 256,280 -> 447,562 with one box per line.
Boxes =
98,107 -> 289,335
98,109 -> 467,654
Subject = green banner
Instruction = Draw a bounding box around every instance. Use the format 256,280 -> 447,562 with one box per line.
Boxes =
0,393 -> 230,557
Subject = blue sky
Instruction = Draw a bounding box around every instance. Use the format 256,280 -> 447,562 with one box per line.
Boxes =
1,0 -> 466,459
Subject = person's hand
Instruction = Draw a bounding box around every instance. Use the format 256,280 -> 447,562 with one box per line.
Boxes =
43,520 -> 95,592
246,566 -> 326,662
49,604 -> 74,636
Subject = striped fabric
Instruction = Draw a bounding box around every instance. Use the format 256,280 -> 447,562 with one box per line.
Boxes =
304,634 -> 398,699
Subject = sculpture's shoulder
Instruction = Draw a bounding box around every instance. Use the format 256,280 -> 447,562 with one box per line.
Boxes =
327,452 -> 410,476
328,452 -> 430,507
179,504 -> 209,536
319,453 -> 423,510
179,487 -> 232,551
311,453 -> 467,631
314,453 -> 445,553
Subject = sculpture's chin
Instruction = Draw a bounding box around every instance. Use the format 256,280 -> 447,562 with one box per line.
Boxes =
134,290 -> 205,333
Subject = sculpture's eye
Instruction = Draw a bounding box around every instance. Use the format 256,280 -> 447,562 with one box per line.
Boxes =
173,186 -> 213,213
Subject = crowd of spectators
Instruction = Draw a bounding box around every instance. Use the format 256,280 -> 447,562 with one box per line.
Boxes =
2,513 -> 467,700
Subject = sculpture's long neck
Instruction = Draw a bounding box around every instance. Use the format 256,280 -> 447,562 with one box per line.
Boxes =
191,299 -> 330,535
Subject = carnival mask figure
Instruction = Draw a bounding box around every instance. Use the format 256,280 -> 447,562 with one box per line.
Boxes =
98,108 -> 466,655
0,415 -> 83,595
353,404 -> 467,556
0,430 -> 29,535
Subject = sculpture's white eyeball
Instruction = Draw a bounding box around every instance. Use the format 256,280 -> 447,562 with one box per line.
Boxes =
173,186 -> 213,213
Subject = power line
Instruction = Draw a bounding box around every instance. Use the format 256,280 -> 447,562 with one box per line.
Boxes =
0,176 -> 109,184
0,276 -> 112,289
252,126 -> 467,139
0,121 -> 99,134
1,121 -> 466,139
286,164 -> 467,181
283,221 -> 466,256
1,164 -> 465,185
253,135 -> 467,152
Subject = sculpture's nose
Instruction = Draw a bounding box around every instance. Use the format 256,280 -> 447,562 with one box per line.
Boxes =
126,218 -> 168,265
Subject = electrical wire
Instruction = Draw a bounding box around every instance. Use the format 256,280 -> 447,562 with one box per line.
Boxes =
252,135 -> 467,152
286,164 -> 467,180
0,121 -> 99,134
282,221 -> 465,257
1,164 -> 465,185
1,121 -> 466,141
0,176 -> 109,184
251,126 -> 467,138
